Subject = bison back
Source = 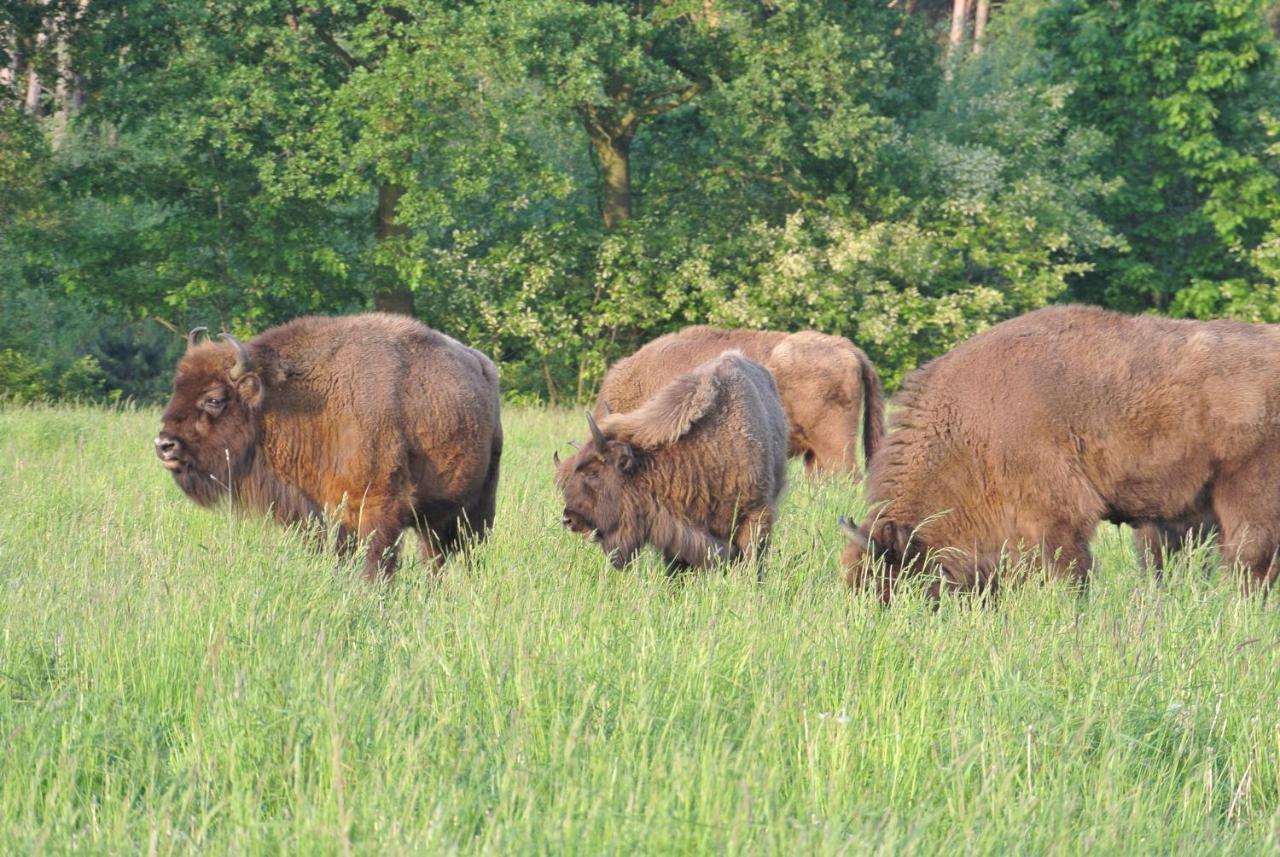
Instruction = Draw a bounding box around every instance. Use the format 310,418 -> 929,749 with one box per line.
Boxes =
596,327 -> 786,416
871,304 -> 1280,556
257,313 -> 501,509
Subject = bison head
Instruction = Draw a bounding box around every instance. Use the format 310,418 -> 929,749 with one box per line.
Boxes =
155,328 -> 265,506
839,515 -> 916,602
553,412 -> 642,565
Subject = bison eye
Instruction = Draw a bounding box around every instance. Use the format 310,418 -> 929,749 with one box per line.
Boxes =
202,397 -> 226,414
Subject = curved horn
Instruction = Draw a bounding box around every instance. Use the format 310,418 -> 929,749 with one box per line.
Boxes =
586,410 -> 607,454
552,450 -> 561,466
186,326 -> 208,349
839,515 -> 869,547
219,332 -> 252,380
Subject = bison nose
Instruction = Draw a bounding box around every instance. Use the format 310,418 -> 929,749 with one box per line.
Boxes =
154,433 -> 180,460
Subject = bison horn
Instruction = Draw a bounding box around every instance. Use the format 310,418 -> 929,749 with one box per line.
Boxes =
186,326 -> 208,349
552,450 -> 561,465
586,410 -> 607,454
219,332 -> 253,380
839,515 -> 870,548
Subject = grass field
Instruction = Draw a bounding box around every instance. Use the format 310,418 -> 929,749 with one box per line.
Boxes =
3,404 -> 1280,854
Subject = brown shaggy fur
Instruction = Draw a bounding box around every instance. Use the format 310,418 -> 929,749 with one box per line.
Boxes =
557,352 -> 788,569
841,305 -> 1280,600
596,326 -> 884,474
156,313 -> 502,580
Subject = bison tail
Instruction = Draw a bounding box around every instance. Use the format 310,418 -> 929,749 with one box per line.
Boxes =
859,351 -> 886,470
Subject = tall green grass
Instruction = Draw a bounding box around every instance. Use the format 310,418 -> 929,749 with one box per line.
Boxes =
2,405 -> 1278,854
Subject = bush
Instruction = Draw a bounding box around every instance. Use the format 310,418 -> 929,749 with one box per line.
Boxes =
57,355 -> 116,403
0,350 -> 49,403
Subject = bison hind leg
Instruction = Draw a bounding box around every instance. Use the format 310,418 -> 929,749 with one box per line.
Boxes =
415,440 -> 502,572
469,440 -> 501,539
360,516 -> 407,583
413,503 -> 460,574
333,495 -> 408,582
413,508 -> 484,572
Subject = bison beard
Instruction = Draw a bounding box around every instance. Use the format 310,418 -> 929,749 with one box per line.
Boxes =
556,352 -> 788,571
841,305 -> 1280,600
156,314 -> 503,580
594,326 -> 884,476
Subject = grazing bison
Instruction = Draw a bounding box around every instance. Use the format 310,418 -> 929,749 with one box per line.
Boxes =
556,352 -> 788,569
840,305 -> 1280,601
155,313 -> 502,580
596,326 -> 884,474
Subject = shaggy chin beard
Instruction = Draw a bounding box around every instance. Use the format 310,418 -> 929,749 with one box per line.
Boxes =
170,447 -> 254,507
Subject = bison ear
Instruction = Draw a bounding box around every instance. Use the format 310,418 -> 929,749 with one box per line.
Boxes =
235,372 -> 264,409
606,440 -> 636,474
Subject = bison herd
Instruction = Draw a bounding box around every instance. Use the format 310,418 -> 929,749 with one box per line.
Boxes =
155,306 -> 1280,599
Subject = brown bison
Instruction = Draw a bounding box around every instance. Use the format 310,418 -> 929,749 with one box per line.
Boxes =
595,326 -> 884,474
840,305 -> 1280,600
556,352 -> 788,569
155,313 -> 502,580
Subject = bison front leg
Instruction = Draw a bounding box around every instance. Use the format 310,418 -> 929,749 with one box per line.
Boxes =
1042,540 -> 1093,587
1133,518 -> 1217,580
1133,523 -> 1172,577
731,507 -> 775,563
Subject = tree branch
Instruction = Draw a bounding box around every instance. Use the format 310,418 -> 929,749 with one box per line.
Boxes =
638,81 -> 703,117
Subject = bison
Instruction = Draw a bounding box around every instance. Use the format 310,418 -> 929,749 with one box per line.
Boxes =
155,313 -> 502,580
555,351 -> 788,569
595,326 -> 884,474
840,305 -> 1280,601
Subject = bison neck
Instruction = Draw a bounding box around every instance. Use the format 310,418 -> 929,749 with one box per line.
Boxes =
234,449 -> 322,526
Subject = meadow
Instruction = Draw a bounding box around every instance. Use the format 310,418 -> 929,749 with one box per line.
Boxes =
2,404 -> 1279,854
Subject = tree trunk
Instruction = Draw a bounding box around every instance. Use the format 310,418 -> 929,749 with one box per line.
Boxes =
23,60 -> 41,113
22,25 -> 47,114
946,0 -> 969,72
582,109 -> 636,229
51,46 -> 69,146
373,183 -> 415,316
972,0 -> 990,55
894,0 -> 918,37
51,0 -> 90,148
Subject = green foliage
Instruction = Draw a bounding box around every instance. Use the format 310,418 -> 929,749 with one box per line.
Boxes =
1037,0 -> 1280,314
0,349 -> 49,403
56,355 -> 114,402
2,0 -> 1278,399
0,349 -> 120,405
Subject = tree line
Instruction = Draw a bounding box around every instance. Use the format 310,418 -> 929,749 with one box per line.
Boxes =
2,0 -> 1279,403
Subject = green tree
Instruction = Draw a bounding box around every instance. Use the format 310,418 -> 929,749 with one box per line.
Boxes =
1038,0 -> 1280,315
